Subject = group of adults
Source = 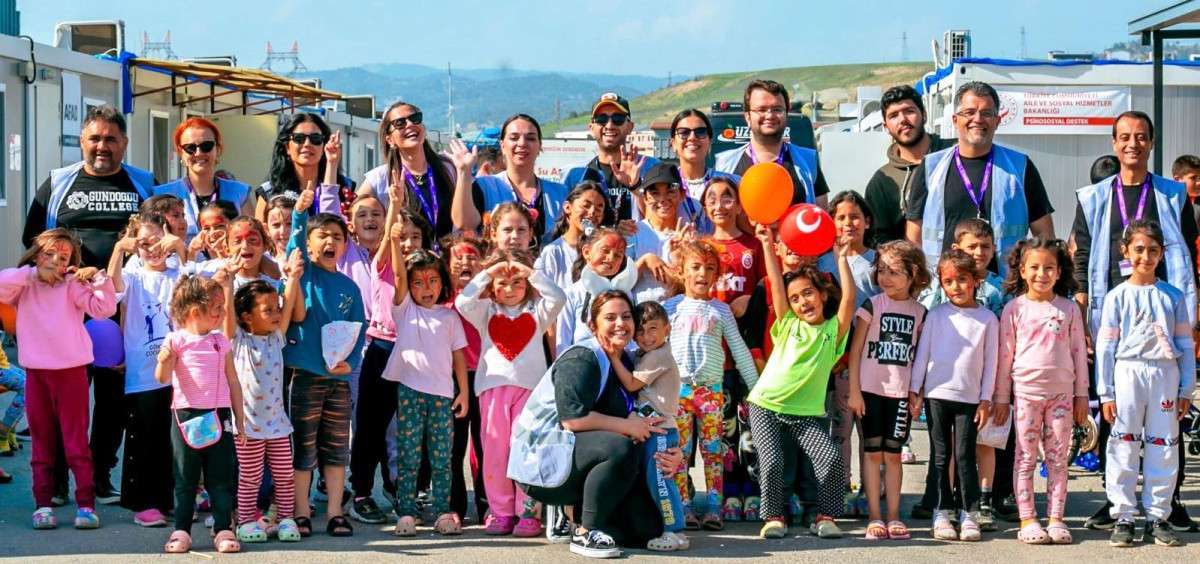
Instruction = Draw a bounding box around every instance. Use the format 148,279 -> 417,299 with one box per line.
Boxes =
865,81 -> 1198,530
17,74 -> 1200,550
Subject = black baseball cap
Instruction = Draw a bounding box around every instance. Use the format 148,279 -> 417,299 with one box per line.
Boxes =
638,162 -> 681,192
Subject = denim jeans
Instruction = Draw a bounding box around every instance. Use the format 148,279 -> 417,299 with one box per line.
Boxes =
645,427 -> 684,532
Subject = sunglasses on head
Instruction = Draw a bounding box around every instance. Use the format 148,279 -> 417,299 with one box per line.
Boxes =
674,127 -> 710,139
389,111 -> 424,131
181,140 -> 216,155
289,132 -> 326,146
592,113 -> 628,126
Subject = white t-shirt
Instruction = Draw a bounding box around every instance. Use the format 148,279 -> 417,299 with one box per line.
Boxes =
232,327 -> 292,439
626,219 -> 674,304
535,237 -> 579,291
120,267 -> 181,394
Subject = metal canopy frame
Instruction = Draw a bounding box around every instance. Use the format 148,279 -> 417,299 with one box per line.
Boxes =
128,57 -> 342,115
1129,0 -> 1200,173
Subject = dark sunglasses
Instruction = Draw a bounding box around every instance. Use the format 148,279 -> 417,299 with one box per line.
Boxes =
674,127 -> 710,139
389,112 -> 424,131
289,132 -> 326,146
592,113 -> 628,126
181,140 -> 216,155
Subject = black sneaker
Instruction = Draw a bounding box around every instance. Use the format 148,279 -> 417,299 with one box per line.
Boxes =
547,505 -> 573,544
570,528 -> 620,559
993,495 -> 1020,522
15,427 -> 30,441
1086,501 -> 1116,530
1168,499 -> 1199,532
977,504 -> 997,532
1146,519 -> 1182,546
94,479 -> 121,505
910,504 -> 933,520
1110,520 -> 1136,547
349,497 -> 387,524
50,485 -> 69,507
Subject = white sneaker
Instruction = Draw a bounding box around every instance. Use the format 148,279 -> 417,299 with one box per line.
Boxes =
958,510 -> 981,541
931,510 -> 957,540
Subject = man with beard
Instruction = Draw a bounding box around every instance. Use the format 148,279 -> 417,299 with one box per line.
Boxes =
22,105 -> 156,507
865,86 -> 948,244
905,81 -> 1055,276
563,92 -> 659,225
714,79 -> 829,207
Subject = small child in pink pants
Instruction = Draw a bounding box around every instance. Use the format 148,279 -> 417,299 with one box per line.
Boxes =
992,239 -> 1089,545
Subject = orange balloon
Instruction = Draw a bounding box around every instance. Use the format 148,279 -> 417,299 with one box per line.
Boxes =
0,303 -> 14,334
738,162 -> 794,224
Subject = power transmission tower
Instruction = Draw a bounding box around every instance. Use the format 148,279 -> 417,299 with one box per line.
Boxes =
260,41 -> 309,77
142,31 -> 177,60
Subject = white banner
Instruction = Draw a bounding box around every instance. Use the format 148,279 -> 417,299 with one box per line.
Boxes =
995,85 -> 1130,135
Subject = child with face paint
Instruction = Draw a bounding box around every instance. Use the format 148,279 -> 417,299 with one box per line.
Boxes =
536,181 -> 607,290
455,249 -> 566,537
555,227 -> 639,354
1,229 -> 117,531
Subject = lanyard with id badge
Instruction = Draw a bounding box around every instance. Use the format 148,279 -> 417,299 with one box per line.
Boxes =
1115,176 -> 1150,277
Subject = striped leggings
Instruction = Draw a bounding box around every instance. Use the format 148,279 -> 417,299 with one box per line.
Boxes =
235,436 -> 295,524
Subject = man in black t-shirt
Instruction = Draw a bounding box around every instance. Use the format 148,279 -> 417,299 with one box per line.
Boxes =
20,106 -> 155,506
904,81 -> 1055,274
562,93 -> 659,225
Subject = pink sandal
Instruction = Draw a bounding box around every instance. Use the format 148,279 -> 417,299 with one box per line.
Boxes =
164,530 -> 191,553
886,520 -> 911,540
1018,520 -> 1049,545
865,520 -> 888,540
214,530 -> 241,553
1045,521 -> 1072,544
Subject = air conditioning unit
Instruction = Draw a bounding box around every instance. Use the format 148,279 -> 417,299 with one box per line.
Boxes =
943,30 -> 971,61
54,20 -> 124,56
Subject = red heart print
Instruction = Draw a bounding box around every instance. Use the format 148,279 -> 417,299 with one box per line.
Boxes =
488,312 -> 536,362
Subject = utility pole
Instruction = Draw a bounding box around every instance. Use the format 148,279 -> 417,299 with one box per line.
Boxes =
667,71 -> 672,87
901,31 -> 908,62
447,62 -> 455,136
555,96 -> 561,123
1020,26 -> 1027,59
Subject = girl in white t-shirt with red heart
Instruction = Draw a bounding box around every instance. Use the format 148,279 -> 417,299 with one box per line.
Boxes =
455,248 -> 566,537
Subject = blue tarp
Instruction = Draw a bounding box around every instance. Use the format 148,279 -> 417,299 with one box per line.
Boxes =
914,57 -> 1200,94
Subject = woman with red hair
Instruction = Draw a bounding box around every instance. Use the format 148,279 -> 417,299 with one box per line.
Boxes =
152,118 -> 253,241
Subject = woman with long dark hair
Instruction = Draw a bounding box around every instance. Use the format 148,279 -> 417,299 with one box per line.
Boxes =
449,113 -> 567,245
254,113 -> 352,222
669,108 -> 737,235
358,102 -> 457,239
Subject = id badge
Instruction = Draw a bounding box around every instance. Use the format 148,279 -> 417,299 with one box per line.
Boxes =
1119,259 -> 1134,277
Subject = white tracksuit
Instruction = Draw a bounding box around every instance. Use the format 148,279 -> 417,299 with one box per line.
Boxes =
1095,281 -> 1196,522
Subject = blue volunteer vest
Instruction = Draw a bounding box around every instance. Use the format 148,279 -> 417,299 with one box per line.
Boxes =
920,144 -> 1029,278
46,161 -> 154,228
562,155 -> 661,191
152,176 -> 251,240
713,142 -> 818,204
475,172 -> 567,245
1077,173 -> 1196,335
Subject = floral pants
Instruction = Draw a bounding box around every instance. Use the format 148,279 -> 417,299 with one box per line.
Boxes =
675,382 -> 724,513
395,383 -> 454,517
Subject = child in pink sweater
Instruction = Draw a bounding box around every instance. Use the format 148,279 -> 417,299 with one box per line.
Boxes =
992,239 -> 1088,545
0,228 -> 117,530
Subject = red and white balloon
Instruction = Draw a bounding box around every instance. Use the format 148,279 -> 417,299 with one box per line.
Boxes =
778,204 -> 835,256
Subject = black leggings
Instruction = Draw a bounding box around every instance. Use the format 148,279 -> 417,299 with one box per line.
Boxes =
524,430 -> 661,547
349,341 -> 398,498
927,398 -> 980,513
121,387 -> 174,513
171,408 -> 236,534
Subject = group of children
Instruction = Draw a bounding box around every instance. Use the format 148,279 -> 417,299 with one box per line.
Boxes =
0,153 -> 1195,554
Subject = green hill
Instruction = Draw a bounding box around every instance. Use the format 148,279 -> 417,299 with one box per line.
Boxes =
545,62 -> 931,133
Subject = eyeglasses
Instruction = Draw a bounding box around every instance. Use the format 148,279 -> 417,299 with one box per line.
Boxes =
181,141 -> 216,155
749,107 -> 786,116
289,132 -> 326,146
674,127 -> 710,139
592,113 -> 628,126
955,109 -> 998,120
389,112 -> 424,131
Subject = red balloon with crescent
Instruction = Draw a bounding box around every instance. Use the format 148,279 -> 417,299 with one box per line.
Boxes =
778,203 -> 835,256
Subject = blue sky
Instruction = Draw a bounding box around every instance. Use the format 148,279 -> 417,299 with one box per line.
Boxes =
19,0 -> 1180,76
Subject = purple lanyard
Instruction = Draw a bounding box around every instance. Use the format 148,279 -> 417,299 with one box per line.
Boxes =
952,147 -> 993,217
403,167 -> 439,227
1114,176 -> 1151,228
507,174 -> 541,211
748,142 -> 787,165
